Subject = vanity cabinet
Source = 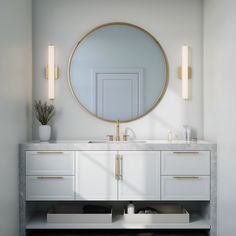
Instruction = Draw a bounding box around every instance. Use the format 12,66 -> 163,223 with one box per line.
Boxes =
19,142 -> 217,236
24,150 -> 211,201
76,151 -> 160,200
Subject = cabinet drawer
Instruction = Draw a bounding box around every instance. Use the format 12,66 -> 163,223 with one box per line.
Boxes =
26,176 -> 75,200
161,151 -> 210,175
161,176 -> 210,200
26,151 -> 74,175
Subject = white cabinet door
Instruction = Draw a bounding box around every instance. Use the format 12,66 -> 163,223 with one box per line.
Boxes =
26,176 -> 75,200
118,151 -> 160,200
161,176 -> 210,200
76,151 -> 117,200
161,151 -> 210,175
26,151 -> 74,176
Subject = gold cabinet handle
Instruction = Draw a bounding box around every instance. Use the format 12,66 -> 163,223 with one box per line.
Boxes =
173,176 -> 200,179
115,155 -> 120,180
173,151 -> 199,154
115,154 -> 123,180
36,151 -> 64,154
107,135 -> 114,142
37,176 -> 64,180
123,134 -> 129,142
119,155 -> 123,179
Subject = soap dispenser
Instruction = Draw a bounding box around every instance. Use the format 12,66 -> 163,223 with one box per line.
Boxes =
127,201 -> 135,214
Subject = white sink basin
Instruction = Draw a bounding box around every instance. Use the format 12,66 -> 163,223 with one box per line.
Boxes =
88,140 -> 107,143
88,140 -> 146,144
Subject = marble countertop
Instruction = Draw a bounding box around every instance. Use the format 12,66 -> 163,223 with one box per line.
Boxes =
20,140 -> 216,151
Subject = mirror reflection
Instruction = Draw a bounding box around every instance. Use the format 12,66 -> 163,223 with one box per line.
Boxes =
69,23 -> 168,122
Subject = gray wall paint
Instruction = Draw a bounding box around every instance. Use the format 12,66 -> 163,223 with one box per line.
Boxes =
32,0 -> 203,140
0,0 -> 32,235
204,0 -> 236,235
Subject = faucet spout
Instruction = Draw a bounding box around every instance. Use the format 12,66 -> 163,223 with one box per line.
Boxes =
116,120 -> 120,142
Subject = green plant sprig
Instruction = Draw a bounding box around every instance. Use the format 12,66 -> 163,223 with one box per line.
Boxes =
34,100 -> 55,125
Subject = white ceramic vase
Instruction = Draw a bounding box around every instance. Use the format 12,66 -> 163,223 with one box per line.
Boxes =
39,125 -> 51,142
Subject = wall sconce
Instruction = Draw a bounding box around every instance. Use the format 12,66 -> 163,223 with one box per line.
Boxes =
46,45 -> 59,100
178,45 -> 191,99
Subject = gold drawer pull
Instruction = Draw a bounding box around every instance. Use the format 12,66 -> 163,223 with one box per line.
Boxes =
173,176 -> 200,179
173,151 -> 199,154
36,151 -> 64,154
37,176 -> 64,180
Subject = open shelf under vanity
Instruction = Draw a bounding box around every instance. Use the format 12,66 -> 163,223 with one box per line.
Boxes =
25,200 -> 211,234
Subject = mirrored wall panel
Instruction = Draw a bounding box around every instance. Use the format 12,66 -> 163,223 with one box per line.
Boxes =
69,23 -> 168,122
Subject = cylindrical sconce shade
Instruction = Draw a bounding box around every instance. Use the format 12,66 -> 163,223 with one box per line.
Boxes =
48,45 -> 55,100
182,45 -> 189,99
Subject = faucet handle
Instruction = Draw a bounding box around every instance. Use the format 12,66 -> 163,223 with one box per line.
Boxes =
107,135 -> 114,142
123,134 -> 129,142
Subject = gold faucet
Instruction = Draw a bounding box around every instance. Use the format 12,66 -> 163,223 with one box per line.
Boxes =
116,120 -> 120,142
106,120 -> 124,142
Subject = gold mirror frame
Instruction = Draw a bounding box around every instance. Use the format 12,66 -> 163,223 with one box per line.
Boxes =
68,22 -> 169,123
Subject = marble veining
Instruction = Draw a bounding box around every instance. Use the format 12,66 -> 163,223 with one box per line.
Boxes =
20,140 -> 216,152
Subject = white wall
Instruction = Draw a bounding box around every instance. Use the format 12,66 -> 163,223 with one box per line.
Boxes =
32,0 -> 203,140
203,0 -> 236,235
0,0 -> 32,235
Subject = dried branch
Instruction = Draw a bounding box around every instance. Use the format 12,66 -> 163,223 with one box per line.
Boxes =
34,100 -> 55,125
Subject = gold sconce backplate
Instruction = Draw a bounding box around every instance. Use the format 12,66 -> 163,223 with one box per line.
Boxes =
178,66 -> 192,79
45,65 -> 59,80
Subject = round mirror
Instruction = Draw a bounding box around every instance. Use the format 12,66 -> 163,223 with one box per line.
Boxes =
68,22 -> 168,122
